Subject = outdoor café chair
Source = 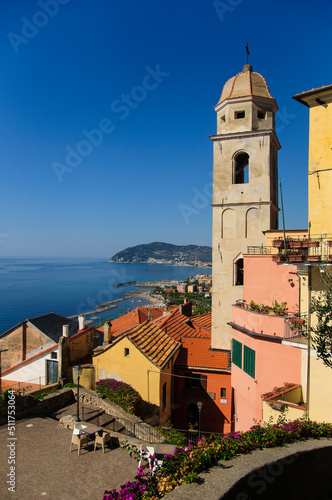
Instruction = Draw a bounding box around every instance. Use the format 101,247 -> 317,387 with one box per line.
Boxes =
70,429 -> 89,455
94,431 -> 112,453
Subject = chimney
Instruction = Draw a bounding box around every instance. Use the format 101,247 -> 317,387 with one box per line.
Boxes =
78,315 -> 85,330
132,310 -> 135,317
163,306 -> 169,318
103,321 -> 112,346
62,325 -> 69,337
148,310 -> 152,321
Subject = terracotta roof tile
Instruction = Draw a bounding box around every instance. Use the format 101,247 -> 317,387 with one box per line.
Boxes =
128,321 -> 180,368
190,313 -> 211,337
176,337 -> 230,370
97,307 -> 164,338
217,68 -> 273,106
154,308 -> 206,341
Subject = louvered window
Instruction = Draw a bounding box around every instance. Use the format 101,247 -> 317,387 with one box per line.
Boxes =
243,345 -> 255,379
232,339 -> 242,369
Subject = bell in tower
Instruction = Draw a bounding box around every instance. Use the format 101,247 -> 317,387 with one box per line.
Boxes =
211,64 -> 280,350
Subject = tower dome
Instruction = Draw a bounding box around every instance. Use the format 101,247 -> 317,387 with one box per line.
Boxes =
217,65 -> 274,105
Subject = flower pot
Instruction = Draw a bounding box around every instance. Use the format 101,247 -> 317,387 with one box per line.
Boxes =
272,255 -> 285,263
291,318 -> 305,325
289,241 -> 303,248
272,240 -> 284,249
307,255 -> 321,262
288,254 -> 305,262
306,241 -> 319,248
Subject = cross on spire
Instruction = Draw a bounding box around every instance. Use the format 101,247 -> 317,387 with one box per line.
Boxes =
246,43 -> 250,64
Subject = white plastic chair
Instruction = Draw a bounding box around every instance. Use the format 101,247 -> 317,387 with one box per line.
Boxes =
70,424 -> 89,455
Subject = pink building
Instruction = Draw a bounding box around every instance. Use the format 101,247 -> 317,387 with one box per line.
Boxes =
231,254 -> 305,431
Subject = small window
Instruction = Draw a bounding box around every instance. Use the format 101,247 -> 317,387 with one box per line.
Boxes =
235,111 -> 245,119
220,115 -> 226,123
235,258 -> 244,286
51,352 -> 57,360
258,110 -> 266,119
124,348 -> 130,357
220,388 -> 226,398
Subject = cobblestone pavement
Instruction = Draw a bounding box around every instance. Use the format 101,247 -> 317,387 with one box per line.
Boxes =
0,416 -> 139,500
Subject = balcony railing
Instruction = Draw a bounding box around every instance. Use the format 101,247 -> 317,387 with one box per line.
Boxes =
248,235 -> 332,263
233,301 -> 307,343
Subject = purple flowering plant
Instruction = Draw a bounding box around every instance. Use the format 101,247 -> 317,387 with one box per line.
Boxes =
103,418 -> 332,499
96,378 -> 142,415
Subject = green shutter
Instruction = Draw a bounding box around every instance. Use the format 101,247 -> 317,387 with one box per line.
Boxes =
243,345 -> 255,378
232,339 -> 242,369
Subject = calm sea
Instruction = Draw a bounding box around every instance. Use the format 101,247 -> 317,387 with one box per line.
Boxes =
0,258 -> 211,333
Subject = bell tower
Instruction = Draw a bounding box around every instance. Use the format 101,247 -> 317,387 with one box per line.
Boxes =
211,64 -> 280,350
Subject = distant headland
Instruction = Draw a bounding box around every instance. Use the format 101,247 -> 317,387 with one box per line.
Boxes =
109,242 -> 212,266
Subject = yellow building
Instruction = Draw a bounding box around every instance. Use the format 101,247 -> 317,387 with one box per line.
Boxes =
92,321 -> 180,424
293,84 -> 332,236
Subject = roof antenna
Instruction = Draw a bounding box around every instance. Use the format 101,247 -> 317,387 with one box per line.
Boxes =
246,43 -> 250,65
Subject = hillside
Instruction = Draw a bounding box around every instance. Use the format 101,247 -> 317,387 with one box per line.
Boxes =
109,242 -> 212,265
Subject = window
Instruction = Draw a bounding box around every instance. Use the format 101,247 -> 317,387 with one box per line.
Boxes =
124,348 -> 130,357
162,382 -> 167,410
235,258 -> 244,286
233,152 -> 249,184
235,111 -> 245,119
232,339 -> 242,369
220,388 -> 226,398
220,115 -> 226,123
244,345 -> 255,378
51,352 -> 57,359
258,110 -> 266,119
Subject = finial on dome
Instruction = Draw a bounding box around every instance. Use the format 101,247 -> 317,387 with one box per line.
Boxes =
242,64 -> 253,73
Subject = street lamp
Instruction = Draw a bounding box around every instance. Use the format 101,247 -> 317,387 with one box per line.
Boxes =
197,401 -> 203,438
74,365 -> 83,422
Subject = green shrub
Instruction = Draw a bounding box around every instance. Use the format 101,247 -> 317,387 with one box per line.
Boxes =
156,423 -> 187,447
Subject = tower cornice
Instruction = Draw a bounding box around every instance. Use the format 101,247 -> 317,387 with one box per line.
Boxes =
210,130 -> 281,150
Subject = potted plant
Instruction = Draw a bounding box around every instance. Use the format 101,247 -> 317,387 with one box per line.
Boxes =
272,299 -> 288,316
272,239 -> 284,249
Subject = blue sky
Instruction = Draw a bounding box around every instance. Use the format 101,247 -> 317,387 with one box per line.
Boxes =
0,0 -> 331,258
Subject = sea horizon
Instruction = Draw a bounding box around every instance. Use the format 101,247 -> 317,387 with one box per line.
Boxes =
0,257 -> 211,334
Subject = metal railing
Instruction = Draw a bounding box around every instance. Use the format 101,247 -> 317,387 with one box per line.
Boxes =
248,236 -> 332,262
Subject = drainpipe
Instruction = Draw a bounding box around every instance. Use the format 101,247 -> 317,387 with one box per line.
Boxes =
306,266 -> 311,419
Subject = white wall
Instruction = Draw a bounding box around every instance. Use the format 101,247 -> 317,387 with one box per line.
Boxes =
2,347 -> 59,386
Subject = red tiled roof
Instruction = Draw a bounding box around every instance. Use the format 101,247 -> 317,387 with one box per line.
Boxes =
127,321 -> 180,368
154,308 -> 206,342
217,68 -> 273,106
175,337 -> 230,371
190,313 -> 211,337
97,307 -> 164,338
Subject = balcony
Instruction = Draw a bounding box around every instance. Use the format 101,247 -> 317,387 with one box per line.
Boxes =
248,234 -> 332,264
232,300 -> 307,344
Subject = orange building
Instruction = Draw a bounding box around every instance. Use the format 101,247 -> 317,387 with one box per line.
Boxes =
173,337 -> 232,434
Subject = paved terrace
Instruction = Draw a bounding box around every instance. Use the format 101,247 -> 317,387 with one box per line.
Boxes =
0,416 -> 139,500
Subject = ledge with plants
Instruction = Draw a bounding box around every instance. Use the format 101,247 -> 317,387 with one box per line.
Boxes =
95,378 -> 142,416
102,417 -> 332,499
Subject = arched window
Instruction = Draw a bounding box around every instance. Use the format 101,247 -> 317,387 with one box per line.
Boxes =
235,258 -> 244,286
233,152 -> 249,184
